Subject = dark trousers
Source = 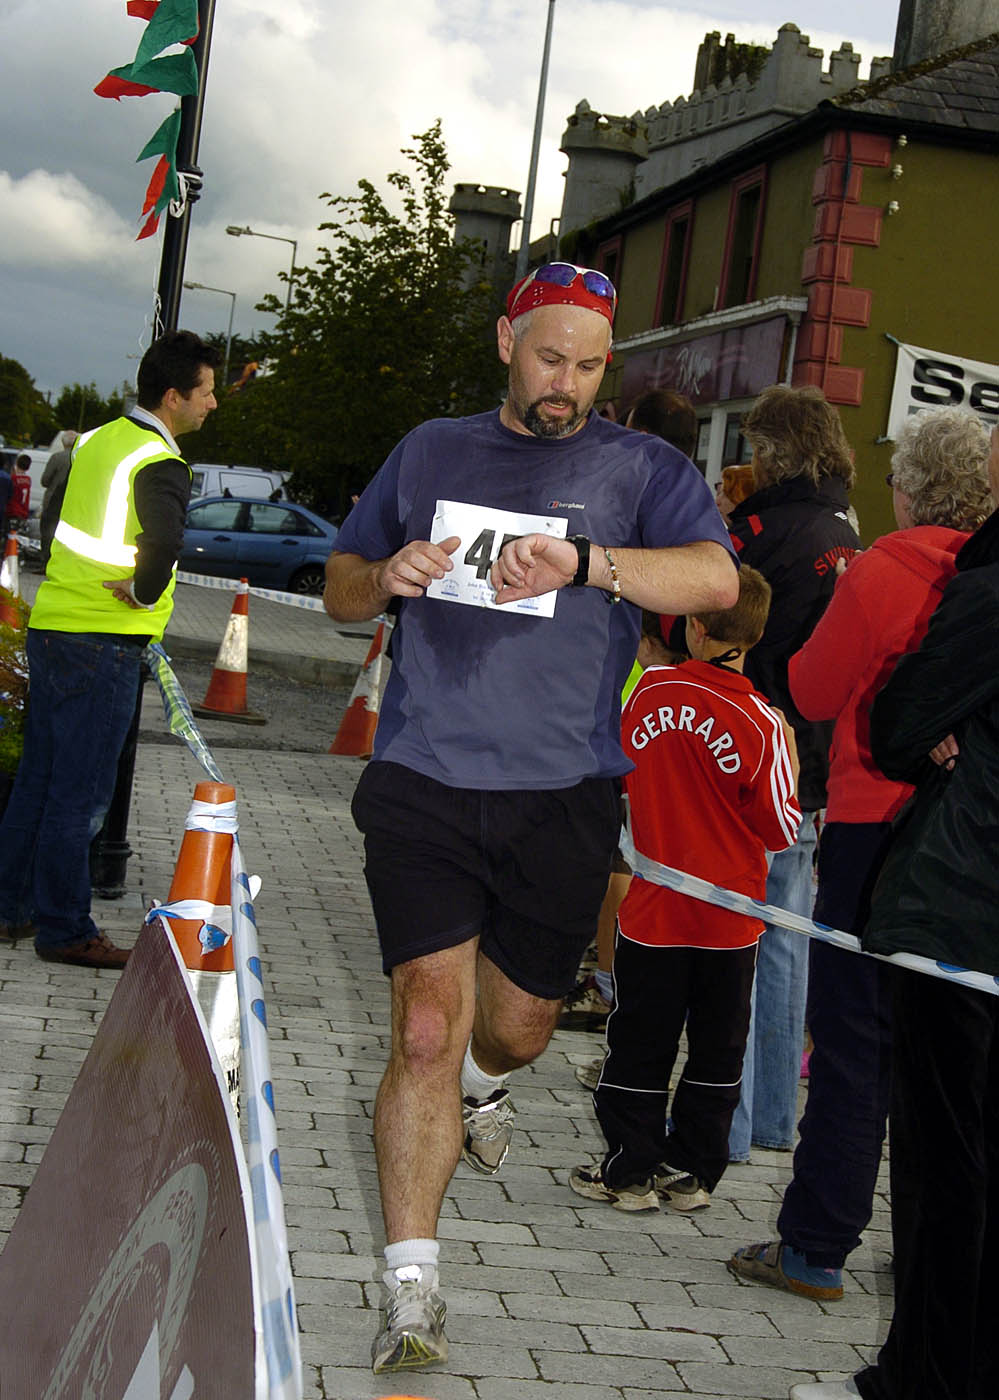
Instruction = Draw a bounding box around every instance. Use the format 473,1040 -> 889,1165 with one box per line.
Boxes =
856,970 -> 999,1400
0,630 -> 142,948
595,933 -> 756,1193
777,822 -> 894,1267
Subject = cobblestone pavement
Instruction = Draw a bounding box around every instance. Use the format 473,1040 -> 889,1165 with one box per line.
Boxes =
0,736 -> 893,1400
2,570 -> 892,1397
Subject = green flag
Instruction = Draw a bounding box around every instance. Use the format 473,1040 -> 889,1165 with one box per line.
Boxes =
133,0 -> 199,72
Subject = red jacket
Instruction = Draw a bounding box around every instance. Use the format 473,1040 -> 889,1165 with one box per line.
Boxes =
788,525 -> 966,824
619,659 -> 801,949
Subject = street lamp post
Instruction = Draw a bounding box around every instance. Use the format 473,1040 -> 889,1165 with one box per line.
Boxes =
225,225 -> 297,313
183,280 -> 236,386
515,0 -> 557,282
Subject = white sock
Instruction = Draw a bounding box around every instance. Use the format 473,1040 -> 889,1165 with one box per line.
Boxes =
460,1042 -> 509,1103
383,1238 -> 439,1290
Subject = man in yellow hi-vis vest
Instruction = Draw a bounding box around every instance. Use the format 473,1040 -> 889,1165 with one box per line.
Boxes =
0,330 -> 221,967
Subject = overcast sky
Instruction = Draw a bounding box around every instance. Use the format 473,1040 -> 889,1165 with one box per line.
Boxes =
1,0 -> 899,413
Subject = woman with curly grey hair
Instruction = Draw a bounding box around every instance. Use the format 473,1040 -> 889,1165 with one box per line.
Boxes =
888,405 -> 992,533
728,405 -> 991,1329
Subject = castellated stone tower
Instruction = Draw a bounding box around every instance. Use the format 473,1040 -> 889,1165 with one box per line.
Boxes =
557,24 -> 891,236
448,184 -> 522,291
557,104 -> 649,236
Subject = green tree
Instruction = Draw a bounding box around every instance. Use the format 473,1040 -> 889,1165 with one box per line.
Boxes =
205,123 -> 504,516
0,355 -> 57,445
52,382 -> 115,434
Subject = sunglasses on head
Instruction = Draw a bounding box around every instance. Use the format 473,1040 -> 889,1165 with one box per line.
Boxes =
512,262 -> 618,313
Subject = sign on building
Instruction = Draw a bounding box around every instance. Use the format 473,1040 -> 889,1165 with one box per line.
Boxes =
886,340 -> 999,439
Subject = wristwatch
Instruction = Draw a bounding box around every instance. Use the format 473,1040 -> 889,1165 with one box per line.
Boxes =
569,535 -> 590,587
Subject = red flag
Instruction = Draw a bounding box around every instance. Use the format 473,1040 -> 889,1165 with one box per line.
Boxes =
141,155 -> 169,214
137,209 -> 161,240
94,69 -> 157,100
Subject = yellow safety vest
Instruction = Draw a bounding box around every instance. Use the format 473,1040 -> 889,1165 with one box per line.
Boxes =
29,417 -> 189,642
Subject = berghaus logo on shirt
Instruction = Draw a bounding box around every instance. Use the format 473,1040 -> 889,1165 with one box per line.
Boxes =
548,499 -> 585,511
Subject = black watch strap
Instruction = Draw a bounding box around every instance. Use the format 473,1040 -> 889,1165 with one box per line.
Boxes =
570,535 -> 590,587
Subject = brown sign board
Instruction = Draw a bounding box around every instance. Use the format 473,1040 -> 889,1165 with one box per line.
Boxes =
619,314 -> 788,407
0,923 -> 257,1398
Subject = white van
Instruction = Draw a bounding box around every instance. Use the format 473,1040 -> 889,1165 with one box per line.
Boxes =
188,464 -> 289,500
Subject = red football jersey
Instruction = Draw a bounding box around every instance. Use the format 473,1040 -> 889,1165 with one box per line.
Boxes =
619,659 -> 801,949
7,472 -> 30,520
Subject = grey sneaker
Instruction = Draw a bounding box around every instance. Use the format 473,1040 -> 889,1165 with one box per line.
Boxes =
569,1162 -> 659,1211
559,974 -> 612,1031
574,1055 -> 605,1091
461,1087 -> 514,1174
371,1264 -> 447,1374
655,1164 -> 711,1211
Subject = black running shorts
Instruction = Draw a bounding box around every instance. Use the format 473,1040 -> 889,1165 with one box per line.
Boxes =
351,761 -> 621,1000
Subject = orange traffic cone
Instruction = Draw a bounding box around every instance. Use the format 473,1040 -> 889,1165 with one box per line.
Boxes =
163,780 -> 236,972
192,578 -> 266,725
0,537 -> 21,628
0,536 -> 20,597
329,621 -> 387,756
157,780 -> 241,1109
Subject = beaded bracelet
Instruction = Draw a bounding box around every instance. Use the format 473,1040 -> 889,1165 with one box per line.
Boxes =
603,547 -> 622,604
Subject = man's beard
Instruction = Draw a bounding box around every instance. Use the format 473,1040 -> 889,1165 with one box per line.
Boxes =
523,395 -> 585,439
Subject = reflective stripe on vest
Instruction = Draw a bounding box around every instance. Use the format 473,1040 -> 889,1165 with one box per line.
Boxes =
52,439 -> 169,567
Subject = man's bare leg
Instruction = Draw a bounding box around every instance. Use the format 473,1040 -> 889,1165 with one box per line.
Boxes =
471,951 -> 563,1076
375,940 -> 479,1244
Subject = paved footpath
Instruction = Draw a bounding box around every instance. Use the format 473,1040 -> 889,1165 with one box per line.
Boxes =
0,578 -> 894,1399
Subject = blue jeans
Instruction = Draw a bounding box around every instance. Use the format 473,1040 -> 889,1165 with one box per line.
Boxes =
0,630 -> 142,950
729,810 -> 817,1159
778,822 -> 894,1267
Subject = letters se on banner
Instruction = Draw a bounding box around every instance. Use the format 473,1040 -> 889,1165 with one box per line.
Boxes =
886,340 -> 999,440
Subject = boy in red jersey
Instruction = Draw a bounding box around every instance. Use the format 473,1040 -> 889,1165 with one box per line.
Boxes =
570,564 -> 801,1211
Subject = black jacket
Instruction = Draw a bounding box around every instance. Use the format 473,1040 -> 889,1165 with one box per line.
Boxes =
728,476 -> 859,810
864,507 -> 999,975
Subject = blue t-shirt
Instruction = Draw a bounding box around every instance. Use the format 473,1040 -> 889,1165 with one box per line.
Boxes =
335,409 -> 735,790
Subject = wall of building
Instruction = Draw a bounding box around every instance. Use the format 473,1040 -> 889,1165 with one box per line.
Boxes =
837,138 -> 998,536
590,120 -> 998,542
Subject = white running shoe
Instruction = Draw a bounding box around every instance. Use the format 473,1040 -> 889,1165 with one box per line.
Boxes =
461,1087 -> 515,1174
569,1162 -> 660,1211
371,1264 -> 447,1374
788,1379 -> 861,1399
656,1164 -> 712,1211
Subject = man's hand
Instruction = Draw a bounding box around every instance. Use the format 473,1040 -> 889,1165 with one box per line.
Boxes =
375,536 -> 461,599
490,533 -> 577,605
102,577 -> 143,609
929,733 -> 959,770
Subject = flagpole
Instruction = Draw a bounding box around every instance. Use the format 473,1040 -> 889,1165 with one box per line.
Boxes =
155,0 -> 218,332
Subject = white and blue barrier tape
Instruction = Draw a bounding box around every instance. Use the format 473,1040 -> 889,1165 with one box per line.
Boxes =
176,571 -> 328,613
144,648 -> 303,1398
146,643 -> 225,781
619,824 -> 999,998
231,833 -> 301,1397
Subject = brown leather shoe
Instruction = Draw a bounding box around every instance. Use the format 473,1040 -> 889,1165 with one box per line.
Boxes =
0,921 -> 37,945
36,931 -> 131,968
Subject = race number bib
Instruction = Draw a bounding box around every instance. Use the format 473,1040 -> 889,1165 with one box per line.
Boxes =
426,499 -> 568,617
